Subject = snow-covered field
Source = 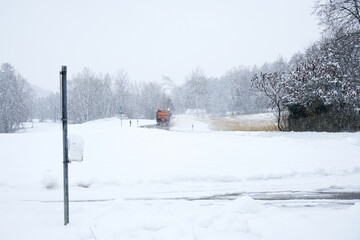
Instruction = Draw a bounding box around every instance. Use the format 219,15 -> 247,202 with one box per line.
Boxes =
1,114 -> 360,240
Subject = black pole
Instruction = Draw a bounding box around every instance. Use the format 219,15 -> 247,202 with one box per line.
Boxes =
60,66 -> 69,225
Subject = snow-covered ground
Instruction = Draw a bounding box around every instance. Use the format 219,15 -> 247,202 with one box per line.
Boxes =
1,115 -> 360,240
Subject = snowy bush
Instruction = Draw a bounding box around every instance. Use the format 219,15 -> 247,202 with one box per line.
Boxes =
42,171 -> 59,190
77,179 -> 95,188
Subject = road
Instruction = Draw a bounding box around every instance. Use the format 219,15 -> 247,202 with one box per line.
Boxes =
126,189 -> 360,208
139,124 -> 171,130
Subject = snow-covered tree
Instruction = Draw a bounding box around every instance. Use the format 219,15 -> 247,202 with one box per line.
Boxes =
47,92 -> 61,122
206,77 -> 231,116
0,63 -> 33,133
287,44 -> 342,107
113,70 -> 130,115
221,66 -> 267,115
286,37 -> 360,131
96,73 -> 113,118
68,68 -> 114,123
183,68 -> 209,118
32,92 -> 61,122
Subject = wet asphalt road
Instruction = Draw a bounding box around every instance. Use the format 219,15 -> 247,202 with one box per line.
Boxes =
140,124 -> 171,130
125,188 -> 360,208
127,190 -> 360,201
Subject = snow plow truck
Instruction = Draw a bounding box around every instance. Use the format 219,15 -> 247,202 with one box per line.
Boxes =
156,109 -> 171,126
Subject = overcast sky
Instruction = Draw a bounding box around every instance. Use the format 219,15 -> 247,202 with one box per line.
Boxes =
0,0 -> 321,92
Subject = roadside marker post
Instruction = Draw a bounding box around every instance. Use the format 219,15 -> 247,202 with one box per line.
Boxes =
119,107 -> 123,126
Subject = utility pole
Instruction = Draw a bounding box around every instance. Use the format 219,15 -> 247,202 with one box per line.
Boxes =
60,66 -> 69,225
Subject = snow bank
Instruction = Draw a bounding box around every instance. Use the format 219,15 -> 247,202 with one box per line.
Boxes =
42,170 -> 59,189
224,196 -> 265,214
171,114 -> 210,132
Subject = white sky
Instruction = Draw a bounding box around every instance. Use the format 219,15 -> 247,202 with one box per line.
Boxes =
0,0 -> 321,92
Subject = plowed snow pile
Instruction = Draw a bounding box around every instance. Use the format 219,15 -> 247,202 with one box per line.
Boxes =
0,115 -> 360,240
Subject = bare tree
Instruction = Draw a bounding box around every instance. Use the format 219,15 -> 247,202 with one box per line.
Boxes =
251,72 -> 288,131
314,0 -> 360,34
184,68 -> 209,118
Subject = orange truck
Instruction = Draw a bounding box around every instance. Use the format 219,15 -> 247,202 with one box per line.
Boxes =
156,109 -> 171,126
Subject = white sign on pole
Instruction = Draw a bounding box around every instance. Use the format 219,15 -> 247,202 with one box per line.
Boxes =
68,135 -> 84,162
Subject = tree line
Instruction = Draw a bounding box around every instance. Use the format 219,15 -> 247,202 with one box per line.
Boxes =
0,57 -> 291,132
0,63 -> 33,133
50,65 -> 270,123
67,68 -> 173,122
0,58 -> 280,132
252,0 -> 360,131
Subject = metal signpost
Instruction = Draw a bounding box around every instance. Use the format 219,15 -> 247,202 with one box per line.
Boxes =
60,66 -> 69,225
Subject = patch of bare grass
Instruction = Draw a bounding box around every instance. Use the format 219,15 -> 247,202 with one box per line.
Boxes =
208,114 -> 278,131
